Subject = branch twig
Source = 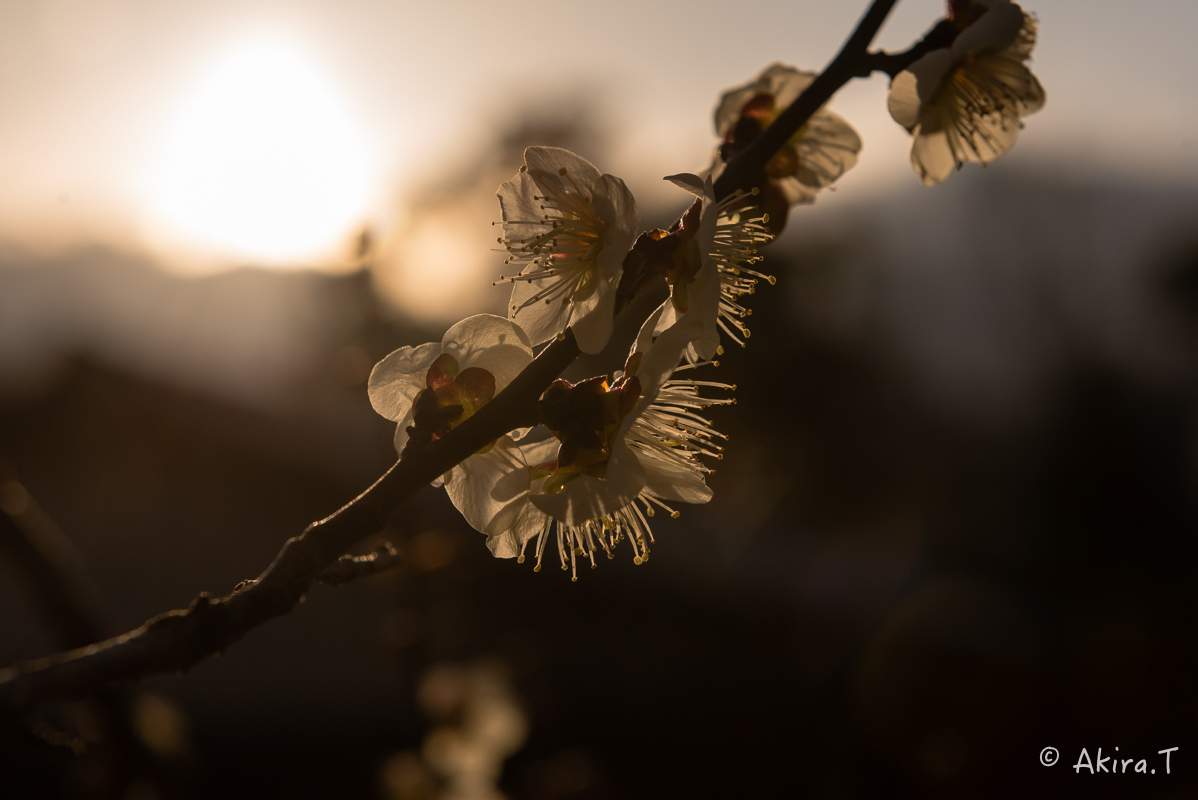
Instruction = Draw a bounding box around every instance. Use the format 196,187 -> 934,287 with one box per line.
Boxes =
318,541 -> 402,587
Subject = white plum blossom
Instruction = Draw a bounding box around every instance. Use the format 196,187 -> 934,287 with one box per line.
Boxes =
714,63 -> 862,215
888,0 -> 1045,186
444,306 -> 733,579
495,146 -> 639,354
653,173 -> 774,363
367,314 -> 533,471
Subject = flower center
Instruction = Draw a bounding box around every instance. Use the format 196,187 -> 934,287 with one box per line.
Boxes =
408,353 -> 496,445
535,352 -> 644,492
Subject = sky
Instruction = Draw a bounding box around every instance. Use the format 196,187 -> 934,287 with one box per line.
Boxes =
1,0 -> 1196,287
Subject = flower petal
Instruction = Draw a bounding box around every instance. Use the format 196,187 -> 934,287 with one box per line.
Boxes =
796,109 -> 862,188
518,437 -> 560,469
663,173 -> 706,198
524,146 -> 602,190
368,341 -> 442,421
593,174 -> 639,279
496,170 -> 544,242
887,68 -> 922,130
570,273 -> 617,354
392,406 -> 416,457
641,453 -> 713,504
486,501 -> 548,559
444,436 -> 530,537
763,63 -> 816,111
910,126 -> 958,186
441,314 -> 533,391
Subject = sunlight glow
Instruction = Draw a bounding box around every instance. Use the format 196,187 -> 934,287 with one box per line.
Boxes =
146,39 -> 373,265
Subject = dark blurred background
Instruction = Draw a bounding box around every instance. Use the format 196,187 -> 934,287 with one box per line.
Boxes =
3,157 -> 1196,798
3,0 -> 1198,797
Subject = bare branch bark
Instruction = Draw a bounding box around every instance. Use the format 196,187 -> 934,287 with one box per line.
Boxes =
318,541 -> 402,587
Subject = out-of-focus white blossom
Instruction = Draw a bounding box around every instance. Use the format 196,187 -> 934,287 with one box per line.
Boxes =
888,0 -> 1045,186
714,63 -> 861,229
495,147 -> 639,354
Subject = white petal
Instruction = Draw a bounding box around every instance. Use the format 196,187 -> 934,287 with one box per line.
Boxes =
684,253 -> 722,362
509,279 -> 570,347
763,63 -> 816,111
486,501 -> 549,559
775,176 -> 818,206
496,170 -> 543,241
652,300 -> 679,337
663,173 -> 706,198
641,453 -> 712,505
442,314 -> 533,390
907,48 -> 955,111
796,109 -> 862,188
517,437 -> 560,468
368,341 -> 442,421
594,174 -> 640,275
392,407 -> 415,457
888,69 -> 922,130
910,126 -> 957,186
714,84 -> 757,139
715,64 -> 816,138
524,146 -> 602,190
570,274 -> 617,354
634,302 -> 669,357
444,436 -> 530,536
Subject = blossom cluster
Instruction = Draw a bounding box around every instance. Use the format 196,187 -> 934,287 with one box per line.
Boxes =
367,0 -> 1044,579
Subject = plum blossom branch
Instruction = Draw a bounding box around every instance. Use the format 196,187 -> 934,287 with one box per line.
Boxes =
0,0 -> 926,715
317,540 -> 403,587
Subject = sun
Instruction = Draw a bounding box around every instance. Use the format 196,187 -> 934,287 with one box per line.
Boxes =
145,38 -> 374,266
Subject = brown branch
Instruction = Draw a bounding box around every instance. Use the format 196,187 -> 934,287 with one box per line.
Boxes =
318,541 -> 402,587
0,0 -> 930,717
864,18 -> 959,79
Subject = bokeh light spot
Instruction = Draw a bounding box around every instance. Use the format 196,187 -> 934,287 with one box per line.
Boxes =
145,38 -> 373,265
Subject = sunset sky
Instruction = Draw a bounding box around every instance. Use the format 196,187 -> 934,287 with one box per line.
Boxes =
1,0 -> 1195,283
